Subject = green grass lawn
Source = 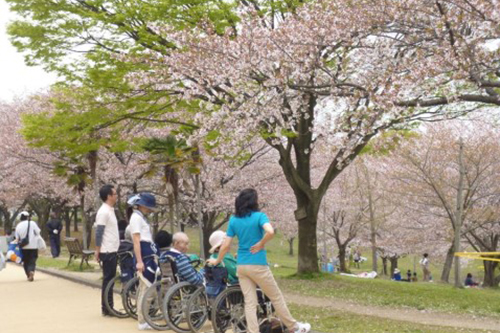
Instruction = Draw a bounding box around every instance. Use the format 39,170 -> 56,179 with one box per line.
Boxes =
288,304 -> 490,333
37,255 -> 97,272
279,273 -> 500,318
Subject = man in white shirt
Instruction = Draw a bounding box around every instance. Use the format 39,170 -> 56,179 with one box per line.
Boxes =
15,211 -> 41,282
95,184 -> 119,317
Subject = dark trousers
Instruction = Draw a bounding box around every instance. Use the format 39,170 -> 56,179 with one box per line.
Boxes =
49,235 -> 61,258
100,252 -> 117,314
21,249 -> 38,277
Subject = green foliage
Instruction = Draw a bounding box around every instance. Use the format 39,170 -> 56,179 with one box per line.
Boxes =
360,129 -> 420,156
142,135 -> 201,177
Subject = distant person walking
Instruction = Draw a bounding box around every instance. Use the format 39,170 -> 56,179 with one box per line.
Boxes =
46,212 -> 63,258
95,184 -> 120,317
15,211 -> 41,281
353,249 -> 361,269
419,253 -> 431,282
208,188 -> 311,333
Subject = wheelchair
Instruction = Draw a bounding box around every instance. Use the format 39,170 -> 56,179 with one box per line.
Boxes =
210,284 -> 286,333
184,264 -> 230,332
161,258 -> 204,333
104,240 -> 135,318
140,252 -> 179,330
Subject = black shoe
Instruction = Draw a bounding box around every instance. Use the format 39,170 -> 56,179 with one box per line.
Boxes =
101,311 -> 113,317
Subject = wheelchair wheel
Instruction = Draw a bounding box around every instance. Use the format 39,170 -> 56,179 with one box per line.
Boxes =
122,276 -> 139,319
211,286 -> 246,333
142,280 -> 171,331
186,287 -> 210,333
104,276 -> 129,318
163,282 -> 201,333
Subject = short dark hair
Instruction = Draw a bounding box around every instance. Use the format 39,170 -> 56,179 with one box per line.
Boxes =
155,230 -> 172,249
423,253 -> 429,258
235,188 -> 259,217
20,215 -> 28,221
99,184 -> 115,202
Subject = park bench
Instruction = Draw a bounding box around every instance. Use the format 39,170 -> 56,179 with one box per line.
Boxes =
65,237 -> 94,270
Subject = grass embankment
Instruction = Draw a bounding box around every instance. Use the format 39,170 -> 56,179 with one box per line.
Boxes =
280,273 -> 500,318
288,304 -> 490,333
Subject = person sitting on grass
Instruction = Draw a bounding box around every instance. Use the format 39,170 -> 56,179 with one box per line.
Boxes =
165,232 -> 204,286
392,268 -> 402,281
465,273 -> 479,287
412,272 -> 418,282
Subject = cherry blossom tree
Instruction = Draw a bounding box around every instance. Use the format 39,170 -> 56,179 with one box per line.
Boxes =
0,99 -> 76,236
385,122 -> 500,286
131,0 -> 500,273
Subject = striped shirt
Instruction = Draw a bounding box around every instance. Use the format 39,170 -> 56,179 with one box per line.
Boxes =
167,249 -> 204,286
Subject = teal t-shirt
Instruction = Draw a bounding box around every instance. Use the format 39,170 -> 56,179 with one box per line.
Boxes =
226,211 -> 269,265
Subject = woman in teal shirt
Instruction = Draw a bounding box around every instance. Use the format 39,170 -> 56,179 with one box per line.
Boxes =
208,188 -> 311,333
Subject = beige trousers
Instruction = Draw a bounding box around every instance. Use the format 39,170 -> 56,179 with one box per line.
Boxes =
137,277 -> 152,324
237,265 -> 297,333
423,267 -> 431,282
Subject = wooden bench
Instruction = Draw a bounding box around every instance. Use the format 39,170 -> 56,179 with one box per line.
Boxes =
65,237 -> 94,270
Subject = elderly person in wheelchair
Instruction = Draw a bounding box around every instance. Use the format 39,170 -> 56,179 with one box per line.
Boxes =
165,232 -> 204,287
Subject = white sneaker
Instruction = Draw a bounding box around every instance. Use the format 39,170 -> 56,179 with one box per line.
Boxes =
293,322 -> 311,333
138,322 -> 153,331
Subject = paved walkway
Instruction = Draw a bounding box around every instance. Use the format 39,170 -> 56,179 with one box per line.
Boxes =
0,263 -> 172,333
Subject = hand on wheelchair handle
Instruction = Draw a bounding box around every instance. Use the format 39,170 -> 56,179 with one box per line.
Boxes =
189,258 -> 202,269
206,258 -> 218,266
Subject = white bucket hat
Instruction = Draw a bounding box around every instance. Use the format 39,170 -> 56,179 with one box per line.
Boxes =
209,231 -> 226,254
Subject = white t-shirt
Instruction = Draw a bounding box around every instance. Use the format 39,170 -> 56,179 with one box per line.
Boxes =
129,210 -> 153,243
95,203 -> 119,253
420,258 -> 429,268
15,220 -> 41,250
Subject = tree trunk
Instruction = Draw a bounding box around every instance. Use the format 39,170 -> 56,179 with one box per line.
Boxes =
483,260 -> 500,287
389,257 -> 399,277
294,191 -> 320,274
288,238 -> 295,256
381,257 -> 388,275
297,213 -> 319,273
63,208 -> 72,237
338,246 -> 347,273
74,206 -> 79,232
195,174 -> 205,260
80,194 -> 89,249
29,198 -> 52,239
441,244 -> 455,283
0,207 -> 13,234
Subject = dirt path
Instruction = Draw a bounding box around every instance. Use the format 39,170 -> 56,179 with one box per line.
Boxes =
0,264 -> 175,333
285,293 -> 500,332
